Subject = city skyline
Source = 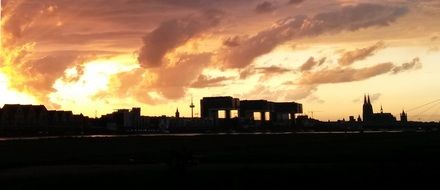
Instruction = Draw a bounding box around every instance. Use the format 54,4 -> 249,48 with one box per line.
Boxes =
1,0 -> 440,121
0,94 -> 423,123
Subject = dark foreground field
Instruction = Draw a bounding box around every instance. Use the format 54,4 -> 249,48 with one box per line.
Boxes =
1,132 -> 440,189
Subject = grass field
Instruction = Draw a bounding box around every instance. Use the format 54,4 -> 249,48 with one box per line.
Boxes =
1,132 -> 440,189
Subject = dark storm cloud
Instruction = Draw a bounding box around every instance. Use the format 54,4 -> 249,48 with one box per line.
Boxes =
138,10 -> 223,68
221,3 -> 408,68
255,1 -> 276,14
338,41 -> 385,66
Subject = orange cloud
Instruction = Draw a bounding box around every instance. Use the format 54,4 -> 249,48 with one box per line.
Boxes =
299,63 -> 395,85
221,3 -> 407,69
138,10 -> 223,68
338,41 -> 385,66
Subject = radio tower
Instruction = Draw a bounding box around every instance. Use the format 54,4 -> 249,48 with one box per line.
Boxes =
189,96 -> 195,118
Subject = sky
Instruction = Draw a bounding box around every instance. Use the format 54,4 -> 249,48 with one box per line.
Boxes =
1,0 -> 440,121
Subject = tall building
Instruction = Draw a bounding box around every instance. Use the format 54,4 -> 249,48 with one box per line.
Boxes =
189,97 -> 195,118
363,95 -> 374,122
400,110 -> 408,123
175,108 -> 180,118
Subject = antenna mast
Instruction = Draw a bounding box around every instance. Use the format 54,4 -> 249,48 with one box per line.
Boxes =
190,96 -> 195,118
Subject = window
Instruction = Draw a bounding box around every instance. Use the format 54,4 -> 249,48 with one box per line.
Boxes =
231,110 -> 238,118
253,112 -> 261,121
218,110 -> 226,119
265,112 -> 270,121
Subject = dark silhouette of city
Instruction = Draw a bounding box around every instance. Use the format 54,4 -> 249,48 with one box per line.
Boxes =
1,98 -> 440,189
0,95 -> 438,136
1,0 -> 440,188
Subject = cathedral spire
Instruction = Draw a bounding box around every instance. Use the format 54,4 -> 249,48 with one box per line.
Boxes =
363,93 -> 374,122
367,94 -> 371,105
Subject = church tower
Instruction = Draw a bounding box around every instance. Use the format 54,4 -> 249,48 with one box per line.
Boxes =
175,108 -> 180,118
363,94 -> 374,122
400,110 -> 407,123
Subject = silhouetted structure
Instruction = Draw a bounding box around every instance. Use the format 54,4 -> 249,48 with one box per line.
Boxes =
401,110 -> 408,123
3,94 -> 438,136
175,108 -> 180,118
189,97 -> 195,118
0,104 -> 89,134
363,95 -> 374,122
362,95 -> 396,124
200,96 -> 240,119
0,105 -> 48,129
200,96 -> 302,127
101,107 -> 141,130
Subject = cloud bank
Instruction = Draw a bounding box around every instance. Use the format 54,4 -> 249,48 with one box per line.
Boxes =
221,3 -> 408,69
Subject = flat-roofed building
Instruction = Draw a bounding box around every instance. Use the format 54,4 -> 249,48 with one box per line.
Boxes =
200,96 -> 303,127
200,96 -> 240,119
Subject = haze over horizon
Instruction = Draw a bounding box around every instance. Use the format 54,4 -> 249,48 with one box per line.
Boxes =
1,0 -> 440,121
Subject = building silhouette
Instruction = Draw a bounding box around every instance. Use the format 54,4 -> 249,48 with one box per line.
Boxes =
200,96 -> 302,127
400,110 -> 408,123
362,95 -> 374,122
100,107 -> 141,130
175,108 -> 180,118
362,95 -> 396,123
189,97 -> 195,118
0,104 -> 89,133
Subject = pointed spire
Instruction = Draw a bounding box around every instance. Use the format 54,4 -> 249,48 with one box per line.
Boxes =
367,94 -> 371,104
380,105 -> 383,113
175,107 -> 180,118
364,94 -> 367,104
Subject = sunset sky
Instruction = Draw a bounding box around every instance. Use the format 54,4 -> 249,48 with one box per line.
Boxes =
1,0 -> 440,121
